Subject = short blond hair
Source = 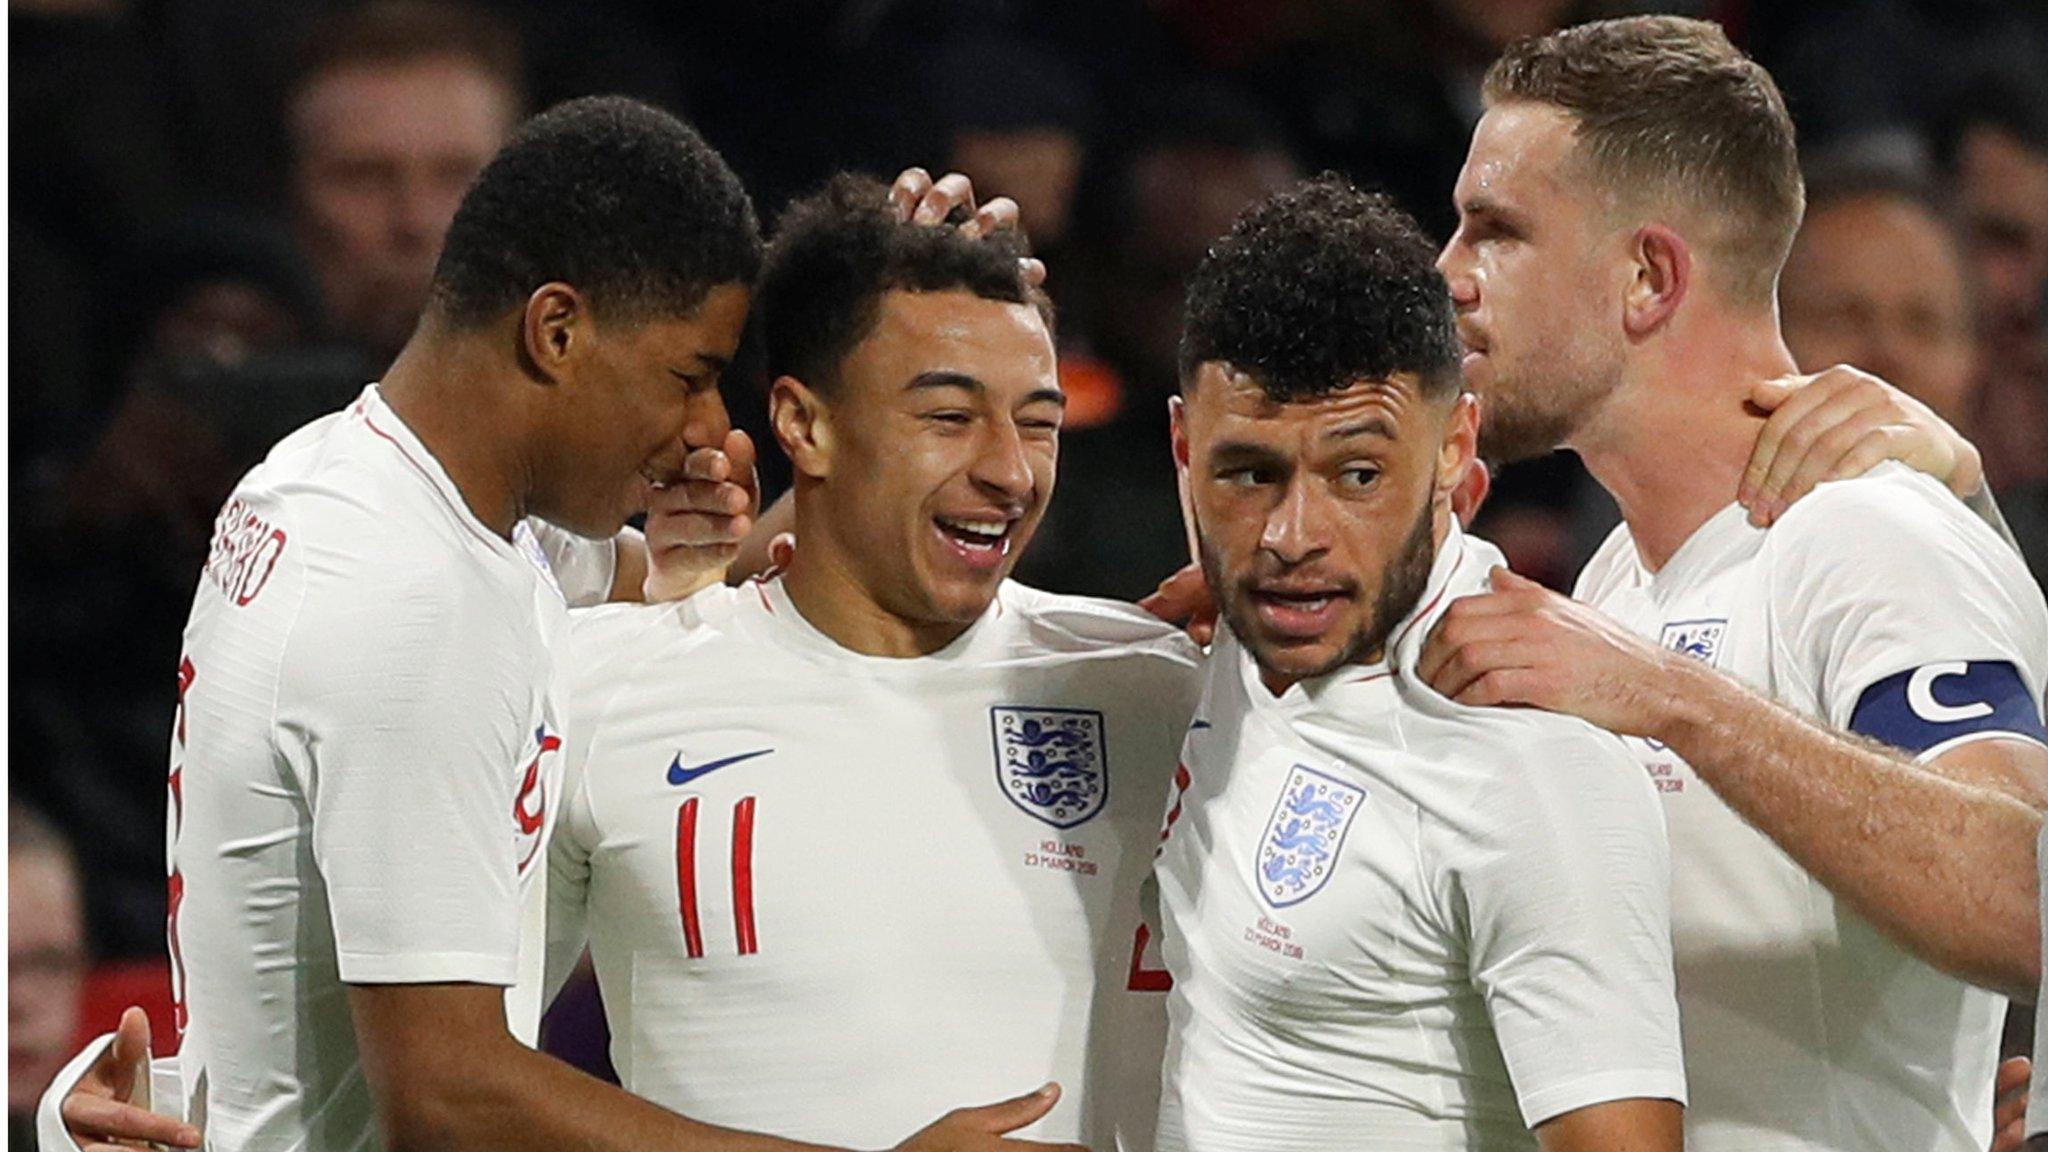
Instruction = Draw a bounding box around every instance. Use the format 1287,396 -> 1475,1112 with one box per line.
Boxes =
1484,15 -> 1805,304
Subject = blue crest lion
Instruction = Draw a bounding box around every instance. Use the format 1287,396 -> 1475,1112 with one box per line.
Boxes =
1256,765 -> 1364,908
992,707 -> 1107,829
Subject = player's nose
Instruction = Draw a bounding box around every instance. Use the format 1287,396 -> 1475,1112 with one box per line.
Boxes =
1437,244 -> 1478,308
1259,476 -> 1331,564
969,418 -> 1035,500
676,386 -> 734,453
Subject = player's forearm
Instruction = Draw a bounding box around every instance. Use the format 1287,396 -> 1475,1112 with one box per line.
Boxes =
1651,659 -> 2042,997
376,1038 -> 838,1152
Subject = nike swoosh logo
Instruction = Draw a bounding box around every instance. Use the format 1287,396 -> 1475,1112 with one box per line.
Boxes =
667,748 -> 774,786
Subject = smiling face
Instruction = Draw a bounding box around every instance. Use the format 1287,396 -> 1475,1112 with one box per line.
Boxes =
1438,102 -> 1631,463
1175,364 -> 1476,692
782,289 -> 1062,630
532,282 -> 752,537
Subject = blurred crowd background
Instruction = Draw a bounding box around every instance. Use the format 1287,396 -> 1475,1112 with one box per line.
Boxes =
11,0 -> 2048,1133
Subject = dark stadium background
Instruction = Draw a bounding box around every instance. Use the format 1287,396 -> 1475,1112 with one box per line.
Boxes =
11,0 -> 2047,1122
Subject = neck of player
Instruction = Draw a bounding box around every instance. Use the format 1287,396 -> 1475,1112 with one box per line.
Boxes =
779,513 -> 981,659
1570,312 -> 1798,572
379,320 -> 533,540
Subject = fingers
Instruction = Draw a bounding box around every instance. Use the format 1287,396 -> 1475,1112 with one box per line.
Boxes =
1745,376 -> 1882,523
916,172 -> 978,225
1747,375 -> 1797,414
678,445 -> 732,485
952,1083 -> 1061,1135
1741,369 -> 1849,510
968,196 -> 1021,241
890,168 -> 934,220
1019,257 -> 1048,288
109,1005 -> 152,1073
723,428 -> 759,497
1756,405 -> 1890,523
1994,1057 -> 2031,1141
1487,565 -> 1541,591
63,1095 -> 201,1148
1137,564 -> 1208,621
1416,613 -> 1518,684
1453,667 -> 1544,708
1425,639 -> 1530,700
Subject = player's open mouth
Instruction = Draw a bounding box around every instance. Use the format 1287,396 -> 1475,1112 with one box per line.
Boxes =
933,514 -> 1016,572
1250,586 -> 1351,638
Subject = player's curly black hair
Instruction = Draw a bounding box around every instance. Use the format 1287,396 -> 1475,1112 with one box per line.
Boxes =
1178,174 -> 1461,401
756,172 -> 1048,392
429,96 -> 761,326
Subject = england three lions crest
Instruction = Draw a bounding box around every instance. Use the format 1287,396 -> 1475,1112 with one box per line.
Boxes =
1660,619 -> 1727,666
993,707 -> 1108,829
1257,765 -> 1365,908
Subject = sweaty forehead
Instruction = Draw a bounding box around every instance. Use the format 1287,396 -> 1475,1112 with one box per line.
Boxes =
1459,102 -> 1586,206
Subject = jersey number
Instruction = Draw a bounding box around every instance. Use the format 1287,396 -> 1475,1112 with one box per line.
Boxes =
676,797 -> 759,958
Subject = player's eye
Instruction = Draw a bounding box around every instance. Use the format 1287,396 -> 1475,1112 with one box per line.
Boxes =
1335,466 -> 1381,493
924,410 -> 974,428
1216,467 -> 1272,488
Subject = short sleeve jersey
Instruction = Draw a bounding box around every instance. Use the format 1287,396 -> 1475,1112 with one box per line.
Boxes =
547,576 -> 1203,1151
170,386 -> 598,1151
1152,528 -> 1685,1152
1574,462 -> 2048,1152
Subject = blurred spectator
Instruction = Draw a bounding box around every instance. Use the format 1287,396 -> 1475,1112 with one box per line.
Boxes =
9,804 -> 88,1149
936,32 -> 1095,260
1941,74 -> 2048,349
1781,158 -> 1980,428
1157,0 -> 1621,239
287,0 -> 525,364
1937,72 -> 2048,505
1016,85 -> 1301,598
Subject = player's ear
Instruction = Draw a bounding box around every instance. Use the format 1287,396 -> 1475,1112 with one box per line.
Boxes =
1435,390 -> 1480,502
519,282 -> 584,384
770,375 -> 833,480
1623,223 -> 1690,338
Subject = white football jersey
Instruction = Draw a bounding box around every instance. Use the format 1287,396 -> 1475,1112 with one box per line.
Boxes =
1153,527 -> 1685,1152
1575,462 -> 2048,1152
169,385 -> 611,1151
548,576 -> 1203,1150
